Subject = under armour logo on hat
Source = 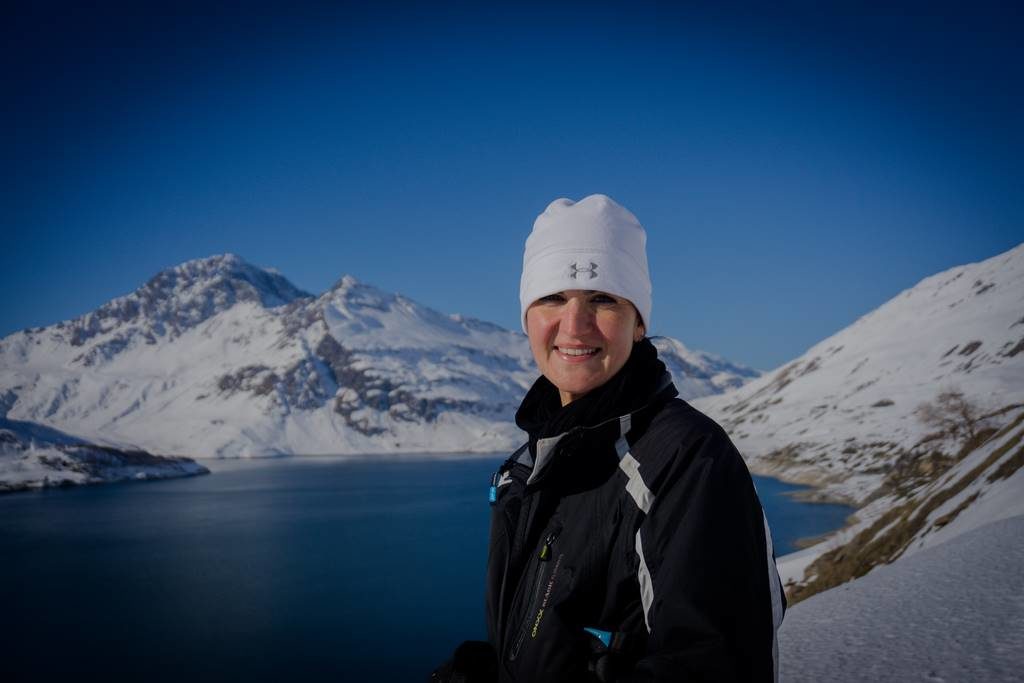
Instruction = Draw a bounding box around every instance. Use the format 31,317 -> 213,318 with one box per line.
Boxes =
569,262 -> 598,279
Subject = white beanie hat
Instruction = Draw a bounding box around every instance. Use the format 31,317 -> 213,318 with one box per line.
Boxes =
520,194 -> 652,332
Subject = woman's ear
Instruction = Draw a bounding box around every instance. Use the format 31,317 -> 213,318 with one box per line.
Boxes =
634,322 -> 645,343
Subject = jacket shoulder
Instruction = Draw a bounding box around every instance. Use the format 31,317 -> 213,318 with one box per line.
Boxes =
640,397 -> 733,449
631,398 -> 747,489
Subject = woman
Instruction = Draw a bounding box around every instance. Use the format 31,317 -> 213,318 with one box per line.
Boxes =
433,195 -> 785,682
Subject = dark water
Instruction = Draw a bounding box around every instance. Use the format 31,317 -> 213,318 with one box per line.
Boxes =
0,456 -> 851,682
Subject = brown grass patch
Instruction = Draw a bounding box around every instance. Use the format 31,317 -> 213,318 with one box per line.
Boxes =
786,411 -> 1024,606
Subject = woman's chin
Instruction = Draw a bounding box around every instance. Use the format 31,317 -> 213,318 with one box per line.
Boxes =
551,376 -> 603,403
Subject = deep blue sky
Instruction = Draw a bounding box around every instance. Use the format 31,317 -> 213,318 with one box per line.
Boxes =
4,2 -> 1021,370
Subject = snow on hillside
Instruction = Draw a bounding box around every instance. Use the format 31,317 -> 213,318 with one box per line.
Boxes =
0,254 -> 757,461
650,336 -> 760,396
683,243 -> 1024,618
694,243 -> 1024,505
779,513 -> 1024,683
0,417 -> 208,493
776,388 -> 1024,676
777,401 -> 1024,598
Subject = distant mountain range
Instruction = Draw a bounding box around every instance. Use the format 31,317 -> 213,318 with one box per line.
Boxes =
0,254 -> 759,466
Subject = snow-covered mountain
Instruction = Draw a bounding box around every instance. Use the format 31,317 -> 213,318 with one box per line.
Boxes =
694,243 -> 1024,505
0,254 -> 758,459
690,242 -> 1024,608
650,335 -> 760,396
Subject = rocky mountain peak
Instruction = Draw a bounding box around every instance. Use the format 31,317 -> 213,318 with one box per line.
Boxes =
333,274 -> 360,290
156,253 -> 313,309
47,254 -> 312,363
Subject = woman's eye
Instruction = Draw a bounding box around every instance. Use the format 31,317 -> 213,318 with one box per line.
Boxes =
538,294 -> 566,303
591,294 -> 617,304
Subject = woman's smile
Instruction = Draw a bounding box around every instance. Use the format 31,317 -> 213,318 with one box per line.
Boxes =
555,345 -> 599,358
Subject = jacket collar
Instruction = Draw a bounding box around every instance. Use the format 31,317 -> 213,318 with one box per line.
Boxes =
526,370 -> 675,487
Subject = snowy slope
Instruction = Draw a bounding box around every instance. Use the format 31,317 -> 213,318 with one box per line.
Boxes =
735,244 -> 1024,614
777,401 -> 1024,595
0,254 -> 757,459
694,243 -> 1024,505
779,514 -> 1024,683
775,409 -> 1024,678
0,417 -> 208,492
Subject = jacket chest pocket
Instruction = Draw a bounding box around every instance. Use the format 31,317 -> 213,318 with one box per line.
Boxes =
507,525 -> 576,661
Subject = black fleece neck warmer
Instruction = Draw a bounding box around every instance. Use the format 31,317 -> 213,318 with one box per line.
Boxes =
515,338 -> 674,453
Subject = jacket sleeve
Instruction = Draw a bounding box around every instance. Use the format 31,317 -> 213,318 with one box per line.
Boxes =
619,425 -> 785,682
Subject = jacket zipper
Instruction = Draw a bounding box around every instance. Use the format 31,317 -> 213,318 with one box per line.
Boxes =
508,526 -> 562,661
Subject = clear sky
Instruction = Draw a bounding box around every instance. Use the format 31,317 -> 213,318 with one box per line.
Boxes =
3,2 -> 1021,370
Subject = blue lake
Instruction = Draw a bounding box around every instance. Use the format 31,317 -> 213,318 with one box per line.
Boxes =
0,455 -> 851,681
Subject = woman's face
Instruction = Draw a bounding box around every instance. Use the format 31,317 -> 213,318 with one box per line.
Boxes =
526,289 -> 644,406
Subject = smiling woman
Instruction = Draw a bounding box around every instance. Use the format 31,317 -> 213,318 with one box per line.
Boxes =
432,195 -> 786,683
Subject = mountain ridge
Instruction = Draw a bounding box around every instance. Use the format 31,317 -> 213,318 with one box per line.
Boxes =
694,242 -> 1024,505
680,241 -> 1024,607
0,254 -> 759,459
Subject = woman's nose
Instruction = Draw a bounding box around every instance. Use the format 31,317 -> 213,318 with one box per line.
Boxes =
561,298 -> 594,336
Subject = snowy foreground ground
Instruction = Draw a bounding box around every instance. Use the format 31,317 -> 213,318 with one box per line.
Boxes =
778,514 -> 1024,682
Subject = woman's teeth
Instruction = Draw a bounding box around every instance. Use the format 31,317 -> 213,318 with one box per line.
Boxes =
559,347 -> 597,356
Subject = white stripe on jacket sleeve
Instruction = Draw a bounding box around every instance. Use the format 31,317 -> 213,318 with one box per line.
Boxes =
763,512 -> 785,682
634,528 -> 655,633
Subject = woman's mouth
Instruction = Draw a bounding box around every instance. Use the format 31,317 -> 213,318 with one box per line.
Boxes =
557,346 -> 599,357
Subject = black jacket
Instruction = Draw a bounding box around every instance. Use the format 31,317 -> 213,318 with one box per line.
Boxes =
485,343 -> 785,682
